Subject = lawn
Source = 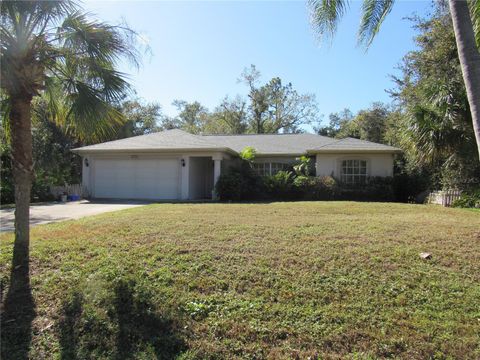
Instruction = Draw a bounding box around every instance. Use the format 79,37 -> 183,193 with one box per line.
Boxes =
1,202 -> 479,359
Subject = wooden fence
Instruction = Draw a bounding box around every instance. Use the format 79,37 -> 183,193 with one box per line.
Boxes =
49,184 -> 88,199
427,190 -> 462,207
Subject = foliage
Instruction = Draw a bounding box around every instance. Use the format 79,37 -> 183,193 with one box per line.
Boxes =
240,65 -> 318,133
452,188 -> 480,208
164,100 -> 209,134
239,146 -> 257,163
1,100 -> 83,203
204,96 -> 248,134
113,98 -> 162,139
263,171 -> 296,199
0,1 -> 141,142
336,176 -> 395,202
216,157 -> 397,202
294,175 -> 338,200
215,161 -> 264,201
316,103 -> 392,144
1,202 -> 479,358
316,108 -> 354,138
293,155 -> 314,177
391,8 -> 480,189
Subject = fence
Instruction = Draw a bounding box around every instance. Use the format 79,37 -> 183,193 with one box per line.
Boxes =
427,190 -> 462,207
49,184 -> 88,199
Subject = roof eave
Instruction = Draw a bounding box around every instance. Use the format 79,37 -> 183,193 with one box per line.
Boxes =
307,149 -> 402,154
72,147 -> 238,155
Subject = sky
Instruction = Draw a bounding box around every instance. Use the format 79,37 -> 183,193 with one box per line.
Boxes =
84,0 -> 433,130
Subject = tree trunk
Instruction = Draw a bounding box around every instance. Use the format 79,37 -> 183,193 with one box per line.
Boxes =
8,94 -> 34,295
449,0 -> 480,159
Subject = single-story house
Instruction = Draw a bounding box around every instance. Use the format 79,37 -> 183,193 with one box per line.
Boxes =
72,129 -> 401,200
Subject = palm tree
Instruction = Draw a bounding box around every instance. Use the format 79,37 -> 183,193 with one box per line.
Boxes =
308,0 -> 480,159
0,0 -> 137,307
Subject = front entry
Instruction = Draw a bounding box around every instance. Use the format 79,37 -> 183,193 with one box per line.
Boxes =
188,157 -> 214,199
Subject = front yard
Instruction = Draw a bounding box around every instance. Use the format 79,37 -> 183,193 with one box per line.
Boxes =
1,202 -> 479,359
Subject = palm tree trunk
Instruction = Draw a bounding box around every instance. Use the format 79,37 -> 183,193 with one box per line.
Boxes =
449,0 -> 480,159
8,94 -> 34,295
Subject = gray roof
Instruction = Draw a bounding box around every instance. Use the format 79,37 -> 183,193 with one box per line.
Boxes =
73,129 -> 401,155
72,129 -> 232,153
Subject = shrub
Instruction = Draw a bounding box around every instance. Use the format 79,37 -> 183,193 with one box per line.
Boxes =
296,176 -> 338,200
215,162 -> 264,201
264,171 -> 296,199
392,171 -> 431,203
336,177 -> 395,202
452,188 -> 480,208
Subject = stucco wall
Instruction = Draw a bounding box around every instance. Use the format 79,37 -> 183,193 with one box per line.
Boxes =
315,153 -> 394,178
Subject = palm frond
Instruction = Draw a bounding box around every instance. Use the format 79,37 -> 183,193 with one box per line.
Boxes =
468,0 -> 480,48
65,81 -> 126,142
58,11 -> 140,68
358,0 -> 395,47
308,0 -> 350,42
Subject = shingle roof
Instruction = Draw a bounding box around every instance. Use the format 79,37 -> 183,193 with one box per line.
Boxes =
309,137 -> 401,152
72,129 -> 230,153
73,129 -> 401,154
202,133 -> 334,155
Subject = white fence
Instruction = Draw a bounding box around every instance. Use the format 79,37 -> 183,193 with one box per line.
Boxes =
49,184 -> 88,199
427,190 -> 462,207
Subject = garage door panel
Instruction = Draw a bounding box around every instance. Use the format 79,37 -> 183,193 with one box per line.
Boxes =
93,158 -> 179,199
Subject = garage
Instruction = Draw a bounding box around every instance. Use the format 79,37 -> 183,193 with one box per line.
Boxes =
92,158 -> 179,200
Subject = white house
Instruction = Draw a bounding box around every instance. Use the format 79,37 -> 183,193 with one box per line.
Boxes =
72,129 -> 401,200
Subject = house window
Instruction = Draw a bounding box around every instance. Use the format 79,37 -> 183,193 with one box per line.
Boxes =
253,162 -> 289,176
341,159 -> 368,185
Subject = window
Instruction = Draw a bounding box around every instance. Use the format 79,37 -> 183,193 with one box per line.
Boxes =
253,162 -> 289,176
341,159 -> 368,185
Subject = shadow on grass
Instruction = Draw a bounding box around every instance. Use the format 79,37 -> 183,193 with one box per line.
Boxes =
58,279 -> 186,359
0,240 -> 36,360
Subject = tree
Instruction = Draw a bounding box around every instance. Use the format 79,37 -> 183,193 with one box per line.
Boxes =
205,96 -> 248,134
0,0 -> 138,330
308,0 -> 480,158
390,8 -> 479,188
315,108 -> 353,137
114,98 -> 161,139
240,65 -> 318,133
349,102 -> 389,143
240,65 -> 269,133
163,100 -> 209,134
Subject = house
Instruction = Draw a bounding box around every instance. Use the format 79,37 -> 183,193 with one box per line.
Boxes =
72,129 -> 401,200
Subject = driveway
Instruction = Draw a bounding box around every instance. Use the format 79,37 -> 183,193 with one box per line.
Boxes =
0,200 -> 148,232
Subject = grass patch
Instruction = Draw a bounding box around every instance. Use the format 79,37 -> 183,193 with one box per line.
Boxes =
1,202 -> 479,359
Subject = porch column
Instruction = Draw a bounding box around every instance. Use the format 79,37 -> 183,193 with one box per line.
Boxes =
212,157 -> 222,200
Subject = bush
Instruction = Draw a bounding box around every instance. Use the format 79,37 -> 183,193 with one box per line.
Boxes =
216,152 -> 399,203
215,163 -> 264,201
264,171 -> 296,199
452,188 -> 480,208
295,176 -> 338,200
336,177 -> 395,202
392,171 -> 431,203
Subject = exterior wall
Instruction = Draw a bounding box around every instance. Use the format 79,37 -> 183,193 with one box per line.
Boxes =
315,153 -> 394,178
82,155 -> 91,196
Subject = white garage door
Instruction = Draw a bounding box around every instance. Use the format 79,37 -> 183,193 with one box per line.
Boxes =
93,158 -> 179,199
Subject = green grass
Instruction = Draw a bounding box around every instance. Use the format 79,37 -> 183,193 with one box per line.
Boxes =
1,202 -> 479,359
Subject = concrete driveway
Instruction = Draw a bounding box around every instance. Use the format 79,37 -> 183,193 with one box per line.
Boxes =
0,200 -> 148,232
